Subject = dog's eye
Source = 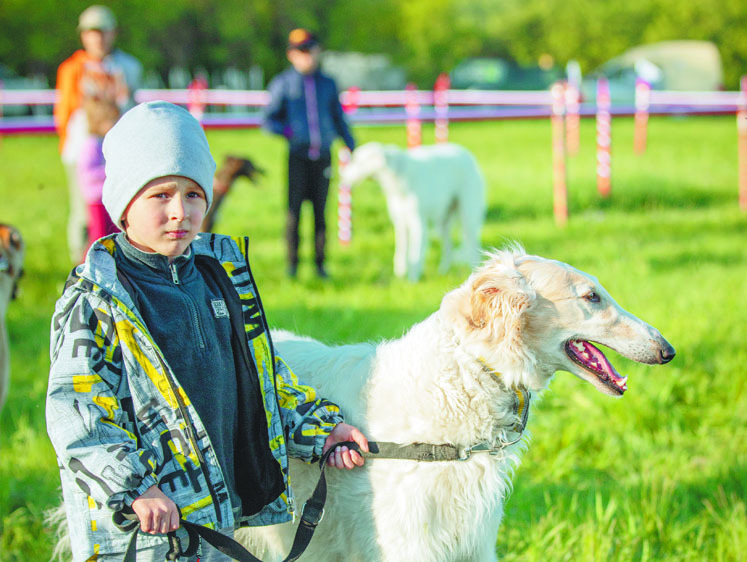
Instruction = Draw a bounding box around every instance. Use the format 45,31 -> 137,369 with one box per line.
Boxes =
584,291 -> 600,303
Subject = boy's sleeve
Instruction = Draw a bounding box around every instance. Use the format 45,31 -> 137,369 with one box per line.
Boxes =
262,75 -> 289,136
330,80 -> 355,151
273,354 -> 344,463
46,292 -> 159,512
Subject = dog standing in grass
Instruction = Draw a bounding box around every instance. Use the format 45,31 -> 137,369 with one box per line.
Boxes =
0,223 -> 24,412
240,246 -> 676,561
342,142 -> 486,281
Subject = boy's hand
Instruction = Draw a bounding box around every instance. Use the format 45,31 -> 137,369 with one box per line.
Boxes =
322,422 -> 369,469
131,485 -> 180,534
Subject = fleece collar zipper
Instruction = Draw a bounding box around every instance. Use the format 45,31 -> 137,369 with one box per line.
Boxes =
170,261 -> 180,284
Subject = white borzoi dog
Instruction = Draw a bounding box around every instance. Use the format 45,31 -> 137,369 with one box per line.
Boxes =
0,223 -> 24,413
240,246 -> 675,561
341,142 -> 485,281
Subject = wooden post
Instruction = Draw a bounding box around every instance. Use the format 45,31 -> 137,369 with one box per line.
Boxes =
405,83 -> 421,148
596,77 -> 612,197
434,73 -> 450,143
565,81 -> 580,155
634,78 -> 650,155
551,82 -> 568,226
738,76 -> 747,211
337,147 -> 353,245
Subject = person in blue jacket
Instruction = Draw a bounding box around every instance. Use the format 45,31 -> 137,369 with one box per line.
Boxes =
46,101 -> 368,562
263,29 -> 356,279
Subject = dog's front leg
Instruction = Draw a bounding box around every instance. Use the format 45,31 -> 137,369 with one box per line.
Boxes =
388,205 -> 409,278
406,215 -> 427,281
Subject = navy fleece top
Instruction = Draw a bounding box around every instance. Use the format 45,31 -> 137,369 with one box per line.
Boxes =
114,234 -> 241,511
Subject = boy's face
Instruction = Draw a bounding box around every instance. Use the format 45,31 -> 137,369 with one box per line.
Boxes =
287,45 -> 321,75
122,176 -> 207,262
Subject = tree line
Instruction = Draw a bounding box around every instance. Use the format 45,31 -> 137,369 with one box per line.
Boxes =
1,0 -> 745,89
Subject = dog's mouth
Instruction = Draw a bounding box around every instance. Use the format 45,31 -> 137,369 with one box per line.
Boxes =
565,340 -> 628,395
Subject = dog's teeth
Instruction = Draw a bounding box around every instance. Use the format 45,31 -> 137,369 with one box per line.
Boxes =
573,342 -> 585,351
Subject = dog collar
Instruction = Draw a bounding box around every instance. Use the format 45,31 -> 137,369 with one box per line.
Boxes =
476,356 -> 531,435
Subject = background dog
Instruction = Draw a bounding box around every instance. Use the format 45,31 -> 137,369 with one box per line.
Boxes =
342,142 -> 485,281
240,246 -> 675,561
201,155 -> 265,232
0,223 -> 25,412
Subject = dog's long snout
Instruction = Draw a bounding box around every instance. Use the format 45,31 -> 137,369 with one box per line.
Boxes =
659,342 -> 676,364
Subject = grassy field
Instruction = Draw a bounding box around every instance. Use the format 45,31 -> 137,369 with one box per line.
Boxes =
1,115 -> 745,561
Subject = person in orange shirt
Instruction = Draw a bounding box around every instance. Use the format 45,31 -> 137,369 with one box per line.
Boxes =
55,5 -> 141,263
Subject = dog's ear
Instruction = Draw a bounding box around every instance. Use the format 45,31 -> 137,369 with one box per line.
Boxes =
467,265 -> 533,343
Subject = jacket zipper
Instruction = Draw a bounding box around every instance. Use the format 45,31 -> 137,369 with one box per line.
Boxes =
240,237 -> 295,515
162,263 -> 218,518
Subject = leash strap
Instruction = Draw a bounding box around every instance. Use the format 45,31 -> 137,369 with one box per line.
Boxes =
360,441 -> 462,461
114,443 -> 350,562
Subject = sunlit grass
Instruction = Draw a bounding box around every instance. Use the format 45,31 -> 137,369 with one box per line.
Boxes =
1,115 -> 745,560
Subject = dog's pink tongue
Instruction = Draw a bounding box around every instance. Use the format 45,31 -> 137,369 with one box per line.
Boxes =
573,341 -> 628,390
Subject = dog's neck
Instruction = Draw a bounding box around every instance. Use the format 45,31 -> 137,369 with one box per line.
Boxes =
366,312 -> 531,448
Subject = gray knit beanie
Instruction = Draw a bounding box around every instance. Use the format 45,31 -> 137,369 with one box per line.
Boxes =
102,101 -> 215,228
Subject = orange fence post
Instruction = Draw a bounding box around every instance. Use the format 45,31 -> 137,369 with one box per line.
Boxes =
738,76 -> 747,212
565,81 -> 580,155
596,77 -> 612,197
634,78 -> 650,155
551,82 -> 568,226
405,83 -> 421,148
434,73 -> 450,144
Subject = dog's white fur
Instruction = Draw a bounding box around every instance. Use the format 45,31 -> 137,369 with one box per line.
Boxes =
239,247 -> 674,561
342,142 -> 485,281
0,223 -> 24,412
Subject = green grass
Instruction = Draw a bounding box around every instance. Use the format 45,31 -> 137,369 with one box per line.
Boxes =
1,115 -> 745,561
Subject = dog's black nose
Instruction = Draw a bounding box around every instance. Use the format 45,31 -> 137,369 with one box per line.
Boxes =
660,343 -> 676,364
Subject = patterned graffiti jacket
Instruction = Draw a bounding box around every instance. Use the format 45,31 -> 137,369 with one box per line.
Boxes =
47,234 -> 343,560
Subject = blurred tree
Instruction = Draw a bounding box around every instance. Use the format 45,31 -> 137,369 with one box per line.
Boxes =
0,0 -> 745,89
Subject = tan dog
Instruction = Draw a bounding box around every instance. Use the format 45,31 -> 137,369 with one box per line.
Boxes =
0,223 -> 25,412
241,246 -> 675,561
201,155 -> 265,232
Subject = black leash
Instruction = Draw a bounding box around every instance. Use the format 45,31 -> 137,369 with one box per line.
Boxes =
115,432 -> 527,560
114,442 -> 356,561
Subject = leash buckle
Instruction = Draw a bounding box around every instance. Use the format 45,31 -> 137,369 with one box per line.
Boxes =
301,500 -> 325,527
458,446 -> 472,461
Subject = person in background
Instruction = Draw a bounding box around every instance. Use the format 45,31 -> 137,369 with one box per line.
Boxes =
77,96 -> 120,255
262,29 -> 356,279
54,4 -> 142,263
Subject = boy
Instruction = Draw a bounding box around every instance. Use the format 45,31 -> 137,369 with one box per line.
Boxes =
47,101 -> 368,562
263,29 -> 356,279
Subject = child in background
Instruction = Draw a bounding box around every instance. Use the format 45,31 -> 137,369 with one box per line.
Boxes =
77,96 -> 120,256
263,29 -> 356,279
47,101 -> 368,562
